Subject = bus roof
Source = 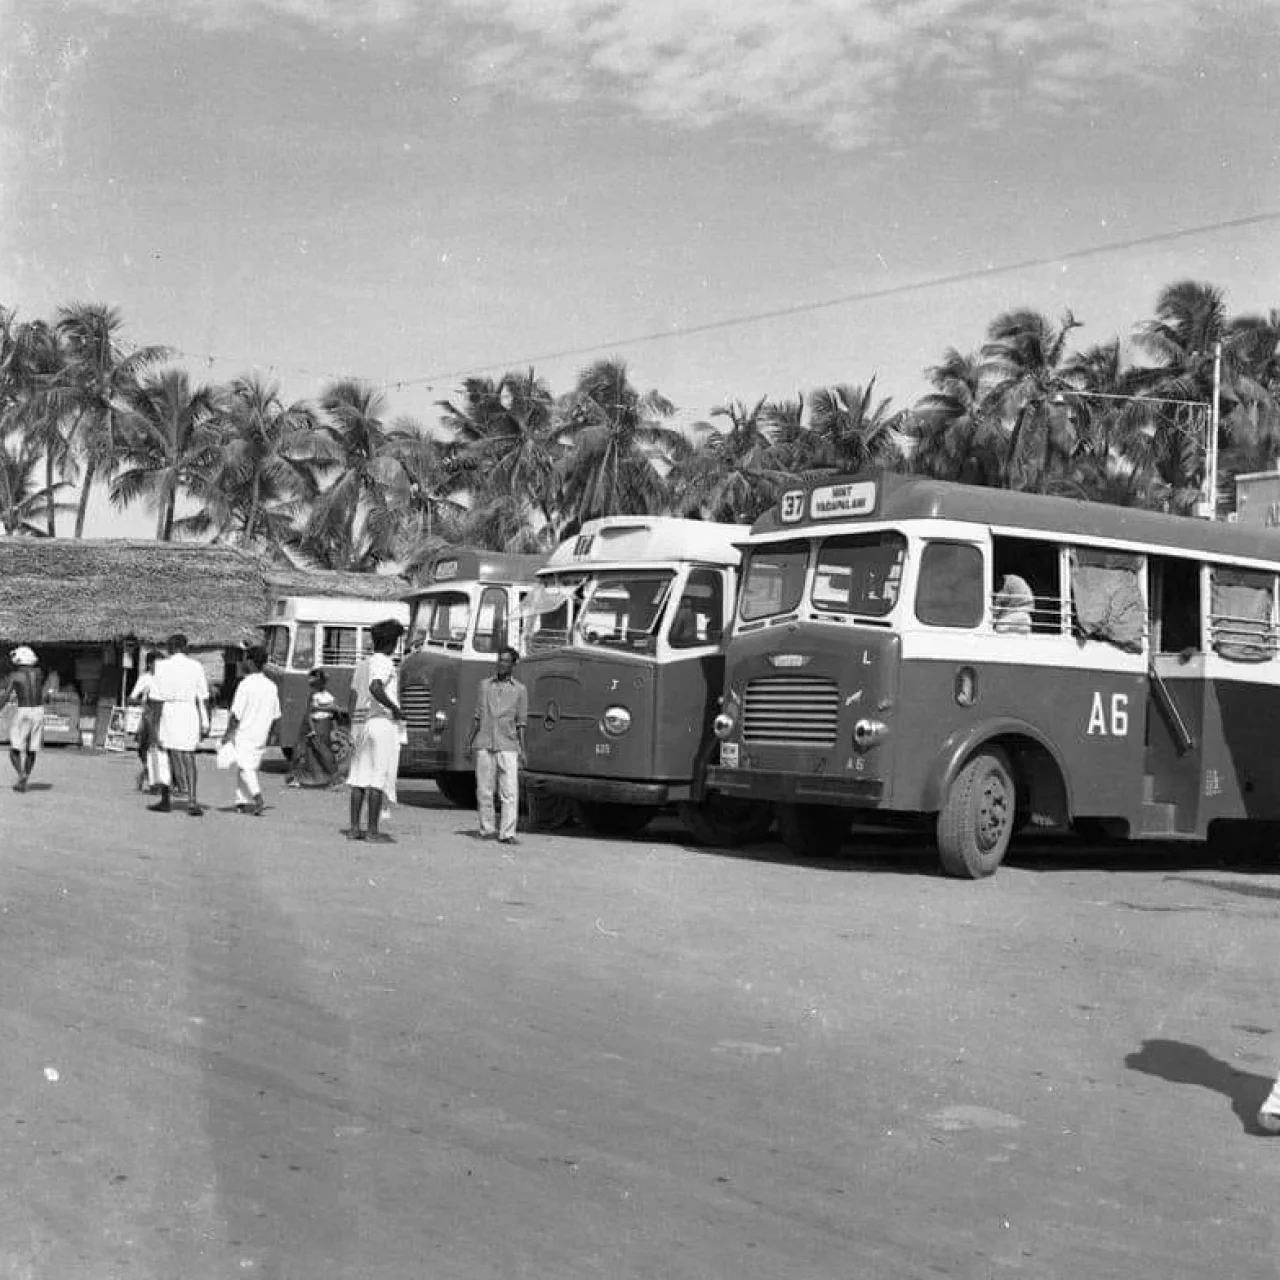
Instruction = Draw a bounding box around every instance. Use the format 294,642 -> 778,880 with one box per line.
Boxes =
407,548 -> 549,595
541,516 -> 746,573
267,596 -> 410,625
751,470 -> 1280,564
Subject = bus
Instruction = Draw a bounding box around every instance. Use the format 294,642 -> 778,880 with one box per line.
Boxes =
399,548 -> 548,806
704,469 -> 1280,877
263,595 -> 411,758
520,516 -> 772,845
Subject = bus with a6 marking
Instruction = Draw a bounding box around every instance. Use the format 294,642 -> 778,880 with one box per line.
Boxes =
705,470 -> 1280,876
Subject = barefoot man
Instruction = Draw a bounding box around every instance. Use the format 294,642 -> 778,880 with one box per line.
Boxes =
4,646 -> 46,792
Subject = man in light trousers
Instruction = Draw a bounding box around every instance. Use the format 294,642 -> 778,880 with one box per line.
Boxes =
466,646 -> 527,844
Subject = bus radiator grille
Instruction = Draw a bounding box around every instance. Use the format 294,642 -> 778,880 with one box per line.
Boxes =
742,675 -> 840,746
401,685 -> 433,733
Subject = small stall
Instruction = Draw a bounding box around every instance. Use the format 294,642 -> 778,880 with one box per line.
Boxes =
0,537 -> 268,749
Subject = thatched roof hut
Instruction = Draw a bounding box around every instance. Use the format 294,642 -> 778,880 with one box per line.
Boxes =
263,566 -> 411,604
0,538 -> 269,648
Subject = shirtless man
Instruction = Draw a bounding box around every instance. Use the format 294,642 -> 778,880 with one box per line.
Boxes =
4,645 -> 46,792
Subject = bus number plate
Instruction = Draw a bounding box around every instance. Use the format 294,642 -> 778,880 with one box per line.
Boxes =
720,742 -> 739,768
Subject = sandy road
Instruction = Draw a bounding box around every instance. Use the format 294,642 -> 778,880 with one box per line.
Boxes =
0,748 -> 1278,1278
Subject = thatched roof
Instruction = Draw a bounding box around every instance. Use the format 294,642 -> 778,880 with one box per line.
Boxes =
0,538 -> 268,648
263,567 -> 411,604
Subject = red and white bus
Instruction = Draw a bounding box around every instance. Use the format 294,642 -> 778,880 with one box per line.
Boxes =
521,516 -> 772,844
706,470 -> 1280,876
399,548 -> 548,806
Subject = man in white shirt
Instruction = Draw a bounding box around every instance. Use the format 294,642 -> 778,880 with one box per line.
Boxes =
150,632 -> 211,817
223,645 -> 281,816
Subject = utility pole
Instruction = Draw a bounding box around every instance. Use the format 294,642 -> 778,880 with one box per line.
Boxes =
1200,340 -> 1223,519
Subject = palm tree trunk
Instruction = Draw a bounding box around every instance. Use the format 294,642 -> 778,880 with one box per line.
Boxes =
44,443 -> 57,536
73,457 -> 96,538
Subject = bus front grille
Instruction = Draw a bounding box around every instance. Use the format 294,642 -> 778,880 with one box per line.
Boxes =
743,676 -> 840,746
401,685 -> 433,733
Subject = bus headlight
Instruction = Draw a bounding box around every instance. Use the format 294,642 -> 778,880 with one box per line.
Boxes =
433,710 -> 449,734
852,718 -> 888,751
601,706 -> 632,737
713,711 -> 736,739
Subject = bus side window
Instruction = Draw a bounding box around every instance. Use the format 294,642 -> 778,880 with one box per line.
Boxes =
322,626 -> 360,666
291,623 -> 316,671
264,624 -> 291,666
992,537 -> 1061,634
1151,557 -> 1201,655
474,587 -> 510,653
670,569 -> 724,648
916,542 -> 983,628
1209,566 -> 1274,661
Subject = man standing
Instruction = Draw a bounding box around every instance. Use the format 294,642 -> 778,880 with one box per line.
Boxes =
466,645 -> 527,844
4,646 -> 46,792
223,645 -> 281,816
345,618 -> 405,843
151,633 -> 210,817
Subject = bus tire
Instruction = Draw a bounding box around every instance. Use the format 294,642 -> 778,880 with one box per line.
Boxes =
435,770 -> 478,809
574,800 -> 653,838
937,747 -> 1015,878
523,790 -> 575,832
776,803 -> 849,858
678,796 -> 773,847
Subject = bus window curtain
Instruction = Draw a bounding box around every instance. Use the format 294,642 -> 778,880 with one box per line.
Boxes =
1210,570 -> 1273,662
1070,552 -> 1145,653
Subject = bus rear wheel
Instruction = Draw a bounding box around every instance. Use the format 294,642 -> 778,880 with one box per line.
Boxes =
776,803 -> 849,858
937,747 -> 1015,878
678,796 -> 773,847
435,770 -> 477,809
574,800 -> 653,838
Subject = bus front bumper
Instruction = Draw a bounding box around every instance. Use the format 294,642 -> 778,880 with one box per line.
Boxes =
522,772 -> 691,806
705,766 -> 884,808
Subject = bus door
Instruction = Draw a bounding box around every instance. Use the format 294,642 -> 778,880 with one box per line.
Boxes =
1143,557 -> 1206,837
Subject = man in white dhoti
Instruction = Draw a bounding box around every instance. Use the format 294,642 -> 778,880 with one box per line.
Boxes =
344,618 -> 405,843
150,633 -> 210,817
223,645 -> 281,816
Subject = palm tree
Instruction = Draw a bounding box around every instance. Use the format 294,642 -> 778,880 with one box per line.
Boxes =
556,358 -> 685,528
0,314 -> 68,534
301,380 -> 412,569
808,379 -> 906,473
908,350 -> 1005,485
195,374 -> 336,554
110,369 -> 222,540
55,303 -> 168,537
670,396 -> 786,522
981,308 -> 1084,491
438,369 -> 564,539
0,431 -> 74,536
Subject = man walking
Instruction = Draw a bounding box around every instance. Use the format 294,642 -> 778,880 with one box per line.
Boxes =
345,617 -> 406,843
150,633 -> 210,817
4,646 -> 46,792
223,645 -> 280,816
466,645 -> 527,844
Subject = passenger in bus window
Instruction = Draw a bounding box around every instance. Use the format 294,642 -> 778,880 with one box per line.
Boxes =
993,574 -> 1035,635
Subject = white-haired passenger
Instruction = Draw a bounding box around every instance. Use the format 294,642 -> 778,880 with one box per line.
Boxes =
4,646 -> 46,792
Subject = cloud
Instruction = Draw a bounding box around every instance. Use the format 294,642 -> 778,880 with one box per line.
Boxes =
67,0 -> 1253,148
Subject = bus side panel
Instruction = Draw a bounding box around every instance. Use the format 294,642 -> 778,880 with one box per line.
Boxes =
1144,667 -> 1206,833
652,653 -> 724,787
891,657 -> 1147,822
1203,675 -> 1280,822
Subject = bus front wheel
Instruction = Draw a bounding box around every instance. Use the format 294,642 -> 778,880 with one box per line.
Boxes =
937,747 -> 1015,878
678,796 -> 773,847
435,770 -> 478,809
574,800 -> 653,838
776,803 -> 849,858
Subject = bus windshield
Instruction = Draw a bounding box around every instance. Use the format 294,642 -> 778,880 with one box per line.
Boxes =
740,542 -> 808,621
574,571 -> 674,651
417,591 -> 472,650
812,531 -> 907,617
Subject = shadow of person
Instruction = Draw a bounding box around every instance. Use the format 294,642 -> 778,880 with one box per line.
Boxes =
1125,1038 -> 1275,1135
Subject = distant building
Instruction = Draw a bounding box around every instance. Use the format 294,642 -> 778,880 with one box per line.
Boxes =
1233,470 -> 1280,529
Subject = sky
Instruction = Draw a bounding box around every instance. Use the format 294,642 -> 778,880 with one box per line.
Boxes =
3,0 -> 1280,538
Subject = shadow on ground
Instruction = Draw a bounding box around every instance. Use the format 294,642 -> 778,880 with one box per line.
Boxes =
1124,1039 -> 1275,1136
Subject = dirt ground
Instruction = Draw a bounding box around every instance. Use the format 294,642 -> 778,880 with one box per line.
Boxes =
1,746 -> 1278,1279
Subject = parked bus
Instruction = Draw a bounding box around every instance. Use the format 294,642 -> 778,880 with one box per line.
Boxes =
520,516 -> 772,845
399,548 -> 548,806
263,595 -> 411,759
704,470 -> 1280,877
